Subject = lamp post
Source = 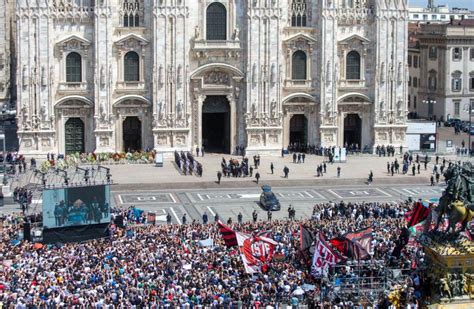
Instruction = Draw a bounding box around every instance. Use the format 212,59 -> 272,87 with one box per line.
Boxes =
463,102 -> 472,157
0,134 -> 6,185
422,98 -> 436,121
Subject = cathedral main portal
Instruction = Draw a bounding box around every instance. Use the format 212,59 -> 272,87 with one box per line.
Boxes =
123,116 -> 142,152
343,114 -> 362,147
202,96 -> 230,154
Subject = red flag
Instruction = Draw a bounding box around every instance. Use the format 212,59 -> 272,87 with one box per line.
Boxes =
406,202 -> 430,227
236,232 -> 277,274
217,220 -> 237,247
330,237 -> 369,260
344,227 -> 373,256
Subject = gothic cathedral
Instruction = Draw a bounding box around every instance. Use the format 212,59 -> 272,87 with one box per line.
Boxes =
15,0 -> 408,155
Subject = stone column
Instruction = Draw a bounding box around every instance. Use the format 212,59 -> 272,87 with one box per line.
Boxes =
227,94 -> 236,154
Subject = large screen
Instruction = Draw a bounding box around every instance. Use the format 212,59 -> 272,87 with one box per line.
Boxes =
42,185 -> 111,229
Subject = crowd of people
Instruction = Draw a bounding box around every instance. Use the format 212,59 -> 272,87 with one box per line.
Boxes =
0,199 -> 428,307
174,151 -> 203,177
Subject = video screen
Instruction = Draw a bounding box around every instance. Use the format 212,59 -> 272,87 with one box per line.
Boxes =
42,185 -> 111,229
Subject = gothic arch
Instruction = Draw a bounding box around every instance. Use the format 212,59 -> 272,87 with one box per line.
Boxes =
337,93 -> 372,103
113,95 -> 151,107
282,93 -> 316,104
55,95 -> 94,108
189,63 -> 244,79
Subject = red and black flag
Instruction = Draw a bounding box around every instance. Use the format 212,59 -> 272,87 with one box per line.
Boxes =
217,220 -> 237,247
330,236 -> 370,260
406,202 -> 430,227
299,224 -> 314,266
344,227 -> 373,256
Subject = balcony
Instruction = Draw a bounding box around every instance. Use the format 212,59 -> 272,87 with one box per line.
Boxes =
115,81 -> 146,94
57,82 -> 89,95
192,40 -> 241,59
338,79 -> 367,89
284,79 -> 313,91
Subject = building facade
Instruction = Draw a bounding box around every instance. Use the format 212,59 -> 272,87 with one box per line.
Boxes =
15,0 -> 408,156
0,0 -> 14,112
408,20 -> 474,122
408,4 -> 474,23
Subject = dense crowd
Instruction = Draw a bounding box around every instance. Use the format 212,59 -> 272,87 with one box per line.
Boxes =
0,199 -> 427,308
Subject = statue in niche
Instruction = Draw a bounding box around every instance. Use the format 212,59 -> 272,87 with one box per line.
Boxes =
252,64 -> 257,84
22,65 -> 28,87
326,61 -> 331,83
41,66 -> 47,86
397,99 -> 403,117
158,65 -> 163,85
270,100 -> 277,117
176,100 -> 184,119
177,65 -> 182,85
159,101 -> 166,119
195,26 -> 200,39
325,102 -> 331,117
39,102 -> 47,123
21,103 -> 29,129
233,27 -> 240,41
251,102 -> 257,117
271,63 -> 276,84
99,101 -> 107,122
397,62 -> 403,82
380,62 -> 386,83
100,65 -> 105,86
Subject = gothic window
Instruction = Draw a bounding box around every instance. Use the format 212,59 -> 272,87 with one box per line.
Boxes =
346,51 -> 361,80
429,46 -> 437,60
451,71 -> 462,92
124,51 -> 140,82
292,50 -> 307,80
122,0 -> 141,27
291,0 -> 307,27
453,47 -> 462,61
66,52 -> 82,83
206,3 -> 227,40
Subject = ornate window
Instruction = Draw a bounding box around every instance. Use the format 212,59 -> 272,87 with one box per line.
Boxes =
292,50 -> 307,80
291,0 -> 307,27
451,71 -> 462,92
121,0 -> 141,27
124,51 -> 140,82
429,46 -> 437,60
66,52 -> 82,82
453,47 -> 462,61
346,51 -> 361,80
206,3 -> 227,40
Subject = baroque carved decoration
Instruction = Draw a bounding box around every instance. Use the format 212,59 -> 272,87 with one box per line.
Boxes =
203,71 -> 230,86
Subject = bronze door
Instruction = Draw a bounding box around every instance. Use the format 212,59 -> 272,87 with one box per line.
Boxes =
65,118 -> 85,154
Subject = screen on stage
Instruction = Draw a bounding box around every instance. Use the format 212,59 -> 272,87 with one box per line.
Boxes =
42,185 -> 111,229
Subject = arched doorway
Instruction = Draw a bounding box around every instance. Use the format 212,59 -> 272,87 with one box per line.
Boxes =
290,114 -> 308,145
344,114 -> 362,147
123,116 -> 141,152
202,96 -> 230,153
65,118 -> 85,154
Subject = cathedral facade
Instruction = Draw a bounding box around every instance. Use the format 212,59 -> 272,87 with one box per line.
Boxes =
15,0 -> 409,155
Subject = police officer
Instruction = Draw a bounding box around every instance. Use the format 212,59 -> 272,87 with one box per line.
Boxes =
182,214 -> 187,225
237,212 -> 243,224
267,210 -> 272,222
166,213 -> 172,224
202,212 -> 208,224
255,172 -> 260,184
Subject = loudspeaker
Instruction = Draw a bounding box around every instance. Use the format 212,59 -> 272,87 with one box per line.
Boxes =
23,222 -> 31,242
115,215 -> 124,228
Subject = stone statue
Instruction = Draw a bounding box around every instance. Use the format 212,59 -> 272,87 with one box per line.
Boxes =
177,65 -> 182,85
195,26 -> 200,39
252,64 -> 257,84
251,102 -> 257,117
159,101 -> 166,119
176,100 -> 183,119
397,61 -> 402,82
271,63 -> 276,84
158,65 -> 163,85
380,62 -> 386,83
22,65 -> 28,87
21,103 -> 29,129
39,102 -> 47,122
41,66 -> 47,87
270,100 -> 276,117
100,65 -> 105,86
99,101 -> 107,122
233,27 -> 240,41
326,61 -> 331,83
